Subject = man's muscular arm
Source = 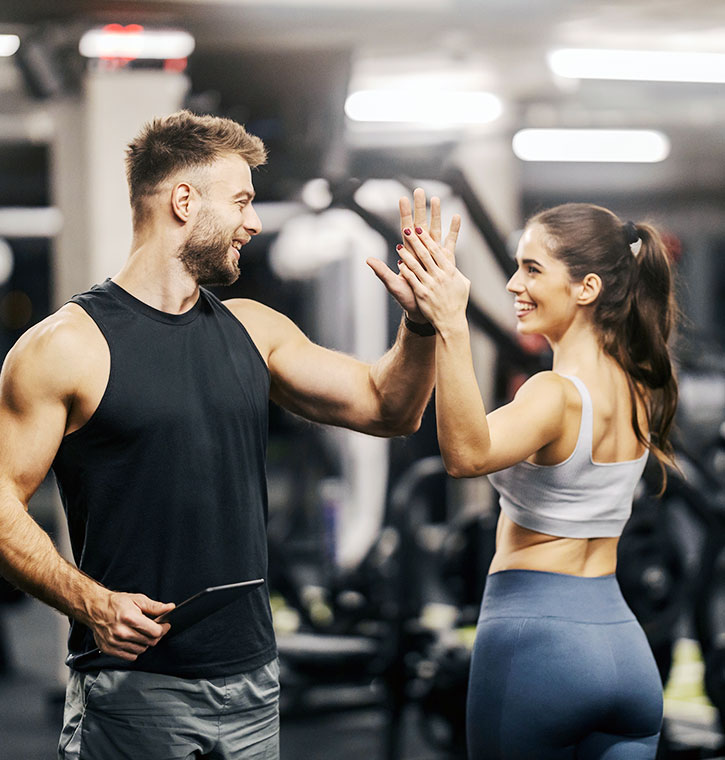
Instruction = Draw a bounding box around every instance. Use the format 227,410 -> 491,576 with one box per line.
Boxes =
0,309 -> 173,660
225,189 -> 460,437
225,299 -> 435,436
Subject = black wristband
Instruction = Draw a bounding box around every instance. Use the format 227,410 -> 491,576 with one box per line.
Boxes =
404,315 -> 436,336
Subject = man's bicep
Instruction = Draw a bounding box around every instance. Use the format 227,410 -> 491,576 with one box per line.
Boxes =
0,343 -> 69,505
269,337 -> 377,429
226,298 -> 380,430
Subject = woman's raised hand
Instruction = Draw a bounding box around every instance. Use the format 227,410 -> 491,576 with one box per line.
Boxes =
399,187 -> 459,262
366,187 -> 460,324
396,210 -> 468,335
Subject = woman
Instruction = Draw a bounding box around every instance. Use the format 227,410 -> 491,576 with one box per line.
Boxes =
397,202 -> 677,759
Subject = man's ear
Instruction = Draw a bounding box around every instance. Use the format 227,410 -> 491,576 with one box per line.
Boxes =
171,182 -> 194,223
577,273 -> 602,306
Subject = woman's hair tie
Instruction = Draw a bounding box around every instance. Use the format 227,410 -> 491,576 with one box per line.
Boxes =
623,221 -> 642,257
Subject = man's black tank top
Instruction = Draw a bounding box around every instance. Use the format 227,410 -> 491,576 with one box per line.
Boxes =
52,279 -> 276,678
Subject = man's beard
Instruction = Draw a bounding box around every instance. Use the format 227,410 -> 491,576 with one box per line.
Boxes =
177,207 -> 240,286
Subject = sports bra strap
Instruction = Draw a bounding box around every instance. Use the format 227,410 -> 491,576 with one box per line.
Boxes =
558,374 -> 593,464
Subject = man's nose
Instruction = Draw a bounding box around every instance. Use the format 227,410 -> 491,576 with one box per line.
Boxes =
245,206 -> 262,236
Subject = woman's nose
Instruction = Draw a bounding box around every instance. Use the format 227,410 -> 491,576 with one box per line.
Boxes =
506,272 -> 521,293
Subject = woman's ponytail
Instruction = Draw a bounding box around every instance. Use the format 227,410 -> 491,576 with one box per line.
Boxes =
620,223 -> 678,481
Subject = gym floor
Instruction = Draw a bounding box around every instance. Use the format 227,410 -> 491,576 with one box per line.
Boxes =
1,484 -> 724,760
0,596 -> 453,760
2,601 -> 725,760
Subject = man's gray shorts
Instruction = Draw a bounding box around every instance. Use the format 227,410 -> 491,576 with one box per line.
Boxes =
58,659 -> 280,760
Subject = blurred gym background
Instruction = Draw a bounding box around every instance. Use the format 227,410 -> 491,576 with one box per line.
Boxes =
1,1 -> 725,758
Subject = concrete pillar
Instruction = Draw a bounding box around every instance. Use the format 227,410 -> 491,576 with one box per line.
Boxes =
51,69 -> 189,306
50,98 -> 88,307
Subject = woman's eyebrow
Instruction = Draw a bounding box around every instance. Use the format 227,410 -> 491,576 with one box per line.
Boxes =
517,256 -> 544,268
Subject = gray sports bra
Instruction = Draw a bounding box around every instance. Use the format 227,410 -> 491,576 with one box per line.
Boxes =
487,375 -> 648,538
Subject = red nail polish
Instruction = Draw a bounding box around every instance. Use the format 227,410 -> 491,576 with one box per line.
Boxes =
404,228 -> 411,235
396,243 -> 403,251
397,260 -> 403,267
415,226 -> 423,234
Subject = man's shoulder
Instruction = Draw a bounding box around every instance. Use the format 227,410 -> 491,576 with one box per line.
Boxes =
2,305 -> 104,391
221,298 -> 305,362
222,297 -> 277,321
222,297 -> 298,335
20,303 -> 99,354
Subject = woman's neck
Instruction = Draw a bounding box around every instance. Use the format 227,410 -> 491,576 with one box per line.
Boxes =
549,322 -> 606,376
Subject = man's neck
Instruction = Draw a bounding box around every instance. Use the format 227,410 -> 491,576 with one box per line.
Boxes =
113,241 -> 200,315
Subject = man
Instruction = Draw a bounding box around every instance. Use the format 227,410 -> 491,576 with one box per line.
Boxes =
0,110 -> 459,759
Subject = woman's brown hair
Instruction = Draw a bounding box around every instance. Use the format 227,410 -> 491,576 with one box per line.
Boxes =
529,203 -> 678,490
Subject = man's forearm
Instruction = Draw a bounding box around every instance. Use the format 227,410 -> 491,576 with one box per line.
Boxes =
368,316 -> 436,436
0,492 -> 106,625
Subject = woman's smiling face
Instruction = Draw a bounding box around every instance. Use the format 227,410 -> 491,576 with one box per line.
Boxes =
506,223 -> 583,342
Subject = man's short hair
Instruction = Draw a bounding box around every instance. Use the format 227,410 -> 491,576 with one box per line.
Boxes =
125,110 -> 267,225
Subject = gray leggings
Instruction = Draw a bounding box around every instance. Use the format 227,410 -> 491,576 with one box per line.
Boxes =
58,659 -> 280,760
467,570 -> 663,759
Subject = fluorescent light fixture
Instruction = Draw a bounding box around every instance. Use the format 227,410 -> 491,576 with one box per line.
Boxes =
79,27 -> 195,60
0,35 -> 20,57
548,48 -> 725,84
345,89 -> 502,126
512,129 -> 670,163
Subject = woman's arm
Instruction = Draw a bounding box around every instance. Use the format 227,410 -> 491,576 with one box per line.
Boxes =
397,227 -> 567,476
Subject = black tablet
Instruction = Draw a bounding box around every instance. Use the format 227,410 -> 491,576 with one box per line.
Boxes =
156,579 -> 265,635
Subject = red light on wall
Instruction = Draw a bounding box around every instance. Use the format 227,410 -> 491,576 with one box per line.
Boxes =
164,58 -> 188,73
102,23 -> 144,35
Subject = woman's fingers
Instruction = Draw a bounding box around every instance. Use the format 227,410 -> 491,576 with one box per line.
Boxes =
398,239 -> 431,281
398,188 -> 461,266
404,226 -> 442,275
408,225 -> 452,273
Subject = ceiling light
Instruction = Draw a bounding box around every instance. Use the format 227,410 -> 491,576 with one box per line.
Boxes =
548,48 -> 725,84
0,35 -> 20,57
79,26 -> 195,60
345,89 -> 502,126
512,129 -> 670,163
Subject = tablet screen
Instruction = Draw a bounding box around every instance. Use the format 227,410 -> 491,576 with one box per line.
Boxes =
156,579 -> 265,635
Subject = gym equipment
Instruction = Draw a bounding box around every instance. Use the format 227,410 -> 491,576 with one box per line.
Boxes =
617,490 -> 688,679
271,456 -> 480,758
690,444 -> 725,737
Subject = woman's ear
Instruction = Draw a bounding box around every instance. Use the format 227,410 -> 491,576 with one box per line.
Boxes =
577,273 -> 602,306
